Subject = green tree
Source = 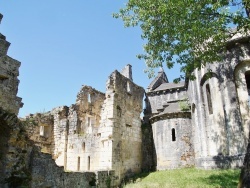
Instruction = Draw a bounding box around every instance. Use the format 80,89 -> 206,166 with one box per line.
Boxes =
114,0 -> 250,80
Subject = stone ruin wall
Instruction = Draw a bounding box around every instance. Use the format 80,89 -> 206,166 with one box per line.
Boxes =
0,14 -> 23,115
0,107 -> 98,188
64,85 -> 106,172
24,85 -> 106,171
22,113 -> 54,154
106,69 -> 144,180
23,65 -> 144,186
0,14 -> 113,187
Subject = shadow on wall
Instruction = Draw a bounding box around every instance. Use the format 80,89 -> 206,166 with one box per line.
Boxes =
0,114 -> 11,186
141,122 -> 157,173
211,112 -> 245,169
216,39 -> 250,85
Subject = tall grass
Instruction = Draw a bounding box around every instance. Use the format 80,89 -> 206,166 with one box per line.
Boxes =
123,168 -> 240,188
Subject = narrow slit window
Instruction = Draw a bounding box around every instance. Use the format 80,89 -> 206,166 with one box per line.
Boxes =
172,128 -> 176,141
192,103 -> 196,113
117,105 -> 122,117
77,119 -> 81,134
88,117 -> 91,127
88,156 -> 90,171
77,157 -> 80,171
206,84 -> 213,114
127,81 -> 131,93
82,142 -> 85,152
88,93 -> 91,103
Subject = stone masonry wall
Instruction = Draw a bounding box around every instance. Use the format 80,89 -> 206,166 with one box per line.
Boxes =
0,107 -> 98,188
187,37 -> 249,169
151,117 -> 194,170
108,70 -> 144,180
50,86 -> 105,171
0,14 -> 22,115
0,108 -> 33,188
22,113 -> 54,154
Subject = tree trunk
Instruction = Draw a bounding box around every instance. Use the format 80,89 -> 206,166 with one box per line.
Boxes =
244,1 -> 250,18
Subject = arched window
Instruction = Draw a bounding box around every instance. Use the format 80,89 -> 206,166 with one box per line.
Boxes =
206,84 -> 213,114
172,128 -> 176,141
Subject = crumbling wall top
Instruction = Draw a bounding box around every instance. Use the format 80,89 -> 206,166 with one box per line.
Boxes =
0,14 -> 23,115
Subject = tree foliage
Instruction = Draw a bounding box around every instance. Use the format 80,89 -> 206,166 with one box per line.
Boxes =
114,0 -> 250,80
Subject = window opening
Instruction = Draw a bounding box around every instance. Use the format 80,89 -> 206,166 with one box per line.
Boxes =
76,119 -> 81,134
127,81 -> 131,93
206,84 -> 213,114
88,93 -> 91,103
82,142 -> 85,152
40,126 -> 44,136
88,117 -> 91,127
0,75 -> 8,86
88,156 -> 90,171
192,103 -> 196,113
172,128 -> 176,141
77,157 -> 80,171
117,105 -> 122,117
245,72 -> 250,106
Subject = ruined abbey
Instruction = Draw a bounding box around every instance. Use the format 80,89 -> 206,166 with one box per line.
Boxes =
0,12 -> 250,187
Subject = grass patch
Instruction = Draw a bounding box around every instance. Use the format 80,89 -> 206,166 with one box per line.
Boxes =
124,168 -> 240,188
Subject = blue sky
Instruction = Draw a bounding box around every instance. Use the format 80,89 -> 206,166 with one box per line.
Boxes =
0,1 -> 180,117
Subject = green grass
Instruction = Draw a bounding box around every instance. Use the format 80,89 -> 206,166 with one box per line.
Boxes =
123,168 -> 240,188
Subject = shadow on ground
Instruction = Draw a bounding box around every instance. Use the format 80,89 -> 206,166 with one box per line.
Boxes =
201,171 -> 239,187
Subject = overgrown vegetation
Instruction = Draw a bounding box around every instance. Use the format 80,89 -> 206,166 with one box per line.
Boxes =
178,98 -> 190,111
123,168 -> 240,188
114,0 -> 250,80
